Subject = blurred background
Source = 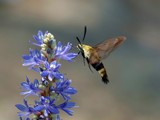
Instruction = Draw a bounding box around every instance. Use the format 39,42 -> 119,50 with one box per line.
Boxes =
0,0 -> 160,120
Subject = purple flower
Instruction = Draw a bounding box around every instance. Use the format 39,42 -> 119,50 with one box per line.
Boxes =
57,101 -> 77,116
37,96 -> 59,117
20,77 -> 41,98
15,99 -> 36,120
36,96 -> 76,118
32,30 -> 48,46
54,79 -> 77,100
41,61 -> 64,81
22,49 -> 45,71
54,42 -> 78,62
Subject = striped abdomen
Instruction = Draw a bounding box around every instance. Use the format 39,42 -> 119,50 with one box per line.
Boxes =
91,62 -> 109,84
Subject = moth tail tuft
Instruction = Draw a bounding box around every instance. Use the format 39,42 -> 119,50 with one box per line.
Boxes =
102,74 -> 109,84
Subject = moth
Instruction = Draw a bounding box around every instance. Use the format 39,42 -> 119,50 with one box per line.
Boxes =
76,26 -> 126,84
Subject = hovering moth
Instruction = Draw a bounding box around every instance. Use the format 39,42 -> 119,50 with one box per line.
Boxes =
76,26 -> 126,84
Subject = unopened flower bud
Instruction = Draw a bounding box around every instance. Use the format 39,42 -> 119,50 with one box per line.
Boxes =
43,38 -> 49,44
39,84 -> 46,90
41,44 -> 47,48
47,33 -> 54,39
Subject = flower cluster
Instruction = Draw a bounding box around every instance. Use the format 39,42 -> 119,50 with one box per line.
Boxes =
16,31 -> 78,120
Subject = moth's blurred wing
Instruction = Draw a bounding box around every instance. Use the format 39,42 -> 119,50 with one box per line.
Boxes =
93,36 -> 126,59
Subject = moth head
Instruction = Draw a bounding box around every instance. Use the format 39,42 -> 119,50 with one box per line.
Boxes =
77,44 -> 85,57
77,44 -> 83,51
77,44 -> 81,49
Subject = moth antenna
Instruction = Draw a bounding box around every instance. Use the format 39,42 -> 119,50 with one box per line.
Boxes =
82,26 -> 87,42
76,36 -> 81,44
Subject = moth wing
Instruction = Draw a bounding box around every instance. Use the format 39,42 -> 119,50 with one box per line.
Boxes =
93,36 -> 126,59
89,49 -> 101,64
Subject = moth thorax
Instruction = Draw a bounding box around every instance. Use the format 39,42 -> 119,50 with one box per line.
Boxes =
81,44 -> 92,58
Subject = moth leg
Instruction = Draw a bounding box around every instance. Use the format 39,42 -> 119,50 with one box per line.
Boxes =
86,58 -> 93,72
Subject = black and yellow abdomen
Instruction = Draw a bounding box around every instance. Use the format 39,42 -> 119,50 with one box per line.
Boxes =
91,62 -> 109,84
